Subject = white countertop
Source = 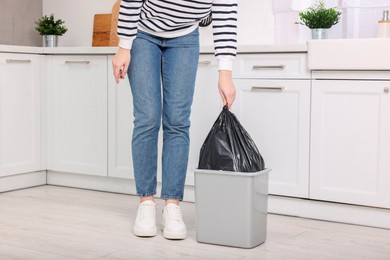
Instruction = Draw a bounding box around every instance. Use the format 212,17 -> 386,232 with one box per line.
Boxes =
238,44 -> 307,53
43,46 -> 119,54
0,45 -> 117,55
0,45 -> 43,54
201,44 -> 308,54
3,40 -> 390,70
0,44 -> 308,55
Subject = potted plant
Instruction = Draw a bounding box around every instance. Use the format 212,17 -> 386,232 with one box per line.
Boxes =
298,1 -> 341,39
35,14 -> 68,47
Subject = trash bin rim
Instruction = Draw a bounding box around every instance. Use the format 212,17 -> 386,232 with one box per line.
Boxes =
194,168 -> 271,177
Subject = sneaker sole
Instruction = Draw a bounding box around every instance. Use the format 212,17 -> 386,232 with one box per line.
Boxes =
133,227 -> 157,237
163,229 -> 187,240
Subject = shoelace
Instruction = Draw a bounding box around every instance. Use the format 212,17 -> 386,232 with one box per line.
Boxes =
164,206 -> 183,223
136,204 -> 155,221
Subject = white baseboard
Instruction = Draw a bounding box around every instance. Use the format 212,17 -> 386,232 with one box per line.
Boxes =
268,195 -> 390,229
0,171 -> 46,193
46,170 -> 196,201
46,171 -> 390,229
47,170 -> 137,195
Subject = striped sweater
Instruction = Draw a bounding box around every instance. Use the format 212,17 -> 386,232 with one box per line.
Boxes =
117,0 -> 238,70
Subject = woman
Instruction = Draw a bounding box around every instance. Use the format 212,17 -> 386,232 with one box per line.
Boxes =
112,0 -> 237,240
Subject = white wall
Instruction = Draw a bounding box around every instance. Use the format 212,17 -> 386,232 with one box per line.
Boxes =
42,0 -> 116,47
43,0 -> 275,47
0,0 -> 42,46
201,0 -> 275,46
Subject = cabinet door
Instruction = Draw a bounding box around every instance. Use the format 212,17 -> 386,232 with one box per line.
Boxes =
234,79 -> 311,198
107,55 -> 134,179
47,56 -> 107,176
0,54 -> 41,177
187,56 -> 221,185
310,80 -> 390,208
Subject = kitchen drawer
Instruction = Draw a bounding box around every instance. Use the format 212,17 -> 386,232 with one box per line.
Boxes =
233,53 -> 309,79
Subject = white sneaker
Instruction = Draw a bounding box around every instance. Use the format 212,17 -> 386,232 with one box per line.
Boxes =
133,200 -> 157,237
162,203 -> 187,239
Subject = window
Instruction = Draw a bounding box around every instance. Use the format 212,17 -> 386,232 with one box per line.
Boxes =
274,0 -> 390,44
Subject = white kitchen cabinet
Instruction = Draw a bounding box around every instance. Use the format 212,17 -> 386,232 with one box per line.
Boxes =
310,79 -> 390,208
234,79 -> 311,198
47,55 -> 108,176
0,53 -> 41,177
107,55 -> 134,179
187,56 -> 221,185
232,53 -> 311,198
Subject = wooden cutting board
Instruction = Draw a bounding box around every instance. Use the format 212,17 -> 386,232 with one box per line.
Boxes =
92,0 -> 120,46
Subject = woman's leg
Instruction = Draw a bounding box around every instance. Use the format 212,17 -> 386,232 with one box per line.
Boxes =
127,31 -> 164,237
160,28 -> 200,202
159,29 -> 199,240
128,32 -> 163,200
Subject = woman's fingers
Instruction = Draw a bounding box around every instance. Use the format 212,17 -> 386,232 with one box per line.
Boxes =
112,48 -> 131,84
218,71 -> 236,109
219,88 -> 227,107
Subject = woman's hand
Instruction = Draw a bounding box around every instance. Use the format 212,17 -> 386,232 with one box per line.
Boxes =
218,70 -> 236,109
112,47 -> 131,84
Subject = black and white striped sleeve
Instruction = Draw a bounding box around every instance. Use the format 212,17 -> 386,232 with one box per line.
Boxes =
211,0 -> 238,71
117,0 -> 144,49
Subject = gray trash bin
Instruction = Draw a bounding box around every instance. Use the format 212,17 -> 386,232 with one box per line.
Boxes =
194,168 -> 270,248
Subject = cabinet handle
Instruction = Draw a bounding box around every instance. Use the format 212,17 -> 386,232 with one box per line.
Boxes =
251,86 -> 285,92
252,65 -> 286,70
385,87 -> 389,94
6,59 -> 31,64
65,61 -> 90,64
198,61 -> 211,65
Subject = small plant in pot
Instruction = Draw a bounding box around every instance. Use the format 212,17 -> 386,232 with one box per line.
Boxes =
298,1 -> 341,40
35,14 -> 68,47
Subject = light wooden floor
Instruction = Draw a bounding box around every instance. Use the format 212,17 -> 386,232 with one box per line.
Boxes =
0,186 -> 389,260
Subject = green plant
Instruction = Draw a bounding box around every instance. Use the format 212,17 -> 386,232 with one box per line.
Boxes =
35,14 -> 68,36
298,1 -> 341,29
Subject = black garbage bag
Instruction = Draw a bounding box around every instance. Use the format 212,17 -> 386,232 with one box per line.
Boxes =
198,106 -> 265,172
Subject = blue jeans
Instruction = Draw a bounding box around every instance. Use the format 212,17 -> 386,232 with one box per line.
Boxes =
128,29 -> 200,201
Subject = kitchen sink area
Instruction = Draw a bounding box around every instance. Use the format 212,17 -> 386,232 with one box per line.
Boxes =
308,38 -> 390,70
